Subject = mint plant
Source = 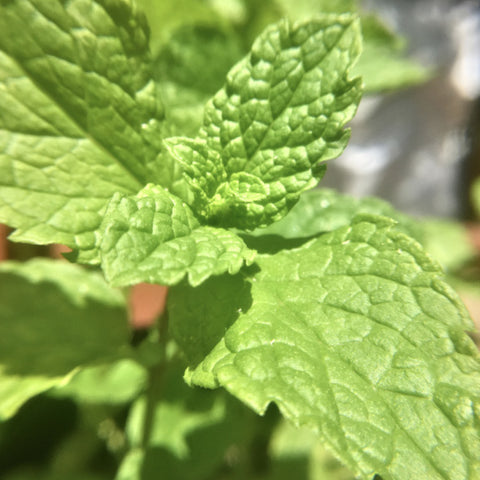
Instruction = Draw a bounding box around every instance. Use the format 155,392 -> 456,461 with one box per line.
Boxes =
0,1 -> 479,479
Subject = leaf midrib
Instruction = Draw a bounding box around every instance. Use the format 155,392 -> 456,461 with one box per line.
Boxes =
1,50 -> 144,190
238,19 -> 356,170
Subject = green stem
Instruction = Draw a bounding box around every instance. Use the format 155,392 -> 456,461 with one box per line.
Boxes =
140,309 -> 170,449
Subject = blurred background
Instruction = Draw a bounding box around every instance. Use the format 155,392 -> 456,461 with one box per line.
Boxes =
322,0 -> 480,220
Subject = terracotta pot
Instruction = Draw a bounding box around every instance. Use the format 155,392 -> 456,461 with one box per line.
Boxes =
0,228 -> 166,328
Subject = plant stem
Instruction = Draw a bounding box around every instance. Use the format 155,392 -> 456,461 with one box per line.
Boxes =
140,309 -> 170,449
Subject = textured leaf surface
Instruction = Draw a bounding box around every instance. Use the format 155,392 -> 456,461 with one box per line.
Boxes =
169,216 -> 480,480
99,184 -> 256,287
250,188 -> 422,240
275,1 -> 429,93
0,259 -> 129,419
165,16 -> 362,229
0,0 -> 165,261
249,190 -> 474,278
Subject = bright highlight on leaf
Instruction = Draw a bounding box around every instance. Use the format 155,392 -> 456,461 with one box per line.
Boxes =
99,184 -> 256,287
169,216 -> 480,480
165,15 -> 363,230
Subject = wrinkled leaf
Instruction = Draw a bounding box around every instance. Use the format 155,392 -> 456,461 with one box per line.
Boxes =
99,184 -> 256,287
170,216 -> 480,480
0,0 -> 166,262
249,188 -> 422,240
165,16 -> 362,230
275,1 -> 430,93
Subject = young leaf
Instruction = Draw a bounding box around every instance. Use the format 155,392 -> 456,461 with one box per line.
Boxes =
169,216 -> 480,480
0,0 -> 165,262
0,258 -> 130,419
274,1 -> 430,93
165,16 -> 362,230
99,184 -> 256,287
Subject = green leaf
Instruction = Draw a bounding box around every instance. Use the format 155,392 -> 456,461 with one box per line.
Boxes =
275,0 -> 356,18
0,258 -> 130,419
136,0 -> 219,55
421,219 -> 476,274
119,360 -> 255,480
52,359 -> 147,405
156,24 -> 244,139
250,188 -> 422,241
353,15 -> 431,93
249,190 -> 476,280
165,16 -> 362,230
265,419 -> 355,480
274,2 -> 429,93
0,0 -> 166,262
0,373 -> 66,423
273,1 -> 430,93
169,216 -> 480,479
99,184 -> 256,287
156,24 -> 244,97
